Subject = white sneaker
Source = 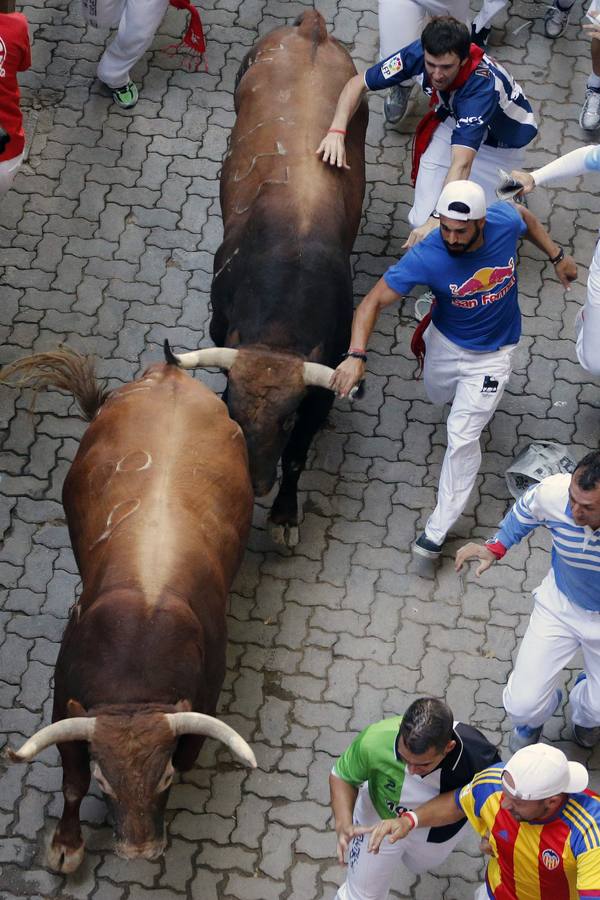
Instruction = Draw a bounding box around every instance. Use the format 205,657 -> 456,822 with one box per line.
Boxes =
579,88 -> 600,131
544,4 -> 570,38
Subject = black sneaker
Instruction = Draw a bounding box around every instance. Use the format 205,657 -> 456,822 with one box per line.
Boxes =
413,532 -> 444,559
384,84 -> 412,125
471,24 -> 490,48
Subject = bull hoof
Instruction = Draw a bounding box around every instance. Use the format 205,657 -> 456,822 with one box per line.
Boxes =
47,837 -> 85,873
269,522 -> 299,547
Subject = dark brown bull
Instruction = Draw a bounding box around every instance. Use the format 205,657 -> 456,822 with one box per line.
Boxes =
2,349 -> 255,872
169,10 -> 367,546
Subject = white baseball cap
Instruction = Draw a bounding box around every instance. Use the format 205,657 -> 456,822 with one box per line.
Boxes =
436,180 -> 487,221
502,744 -> 589,801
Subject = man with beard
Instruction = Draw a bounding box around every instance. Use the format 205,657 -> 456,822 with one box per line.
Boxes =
331,181 -> 576,559
365,744 -> 600,900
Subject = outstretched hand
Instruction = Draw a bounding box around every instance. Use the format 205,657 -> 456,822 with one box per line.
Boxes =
508,170 -> 536,195
336,823 -> 372,864
403,218 -> 439,249
367,817 -> 414,853
455,542 -> 496,577
330,356 -> 365,398
316,132 -> 350,170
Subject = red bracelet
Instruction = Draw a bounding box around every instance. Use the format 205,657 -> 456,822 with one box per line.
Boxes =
401,810 -> 418,830
328,128 -> 346,135
349,347 -> 366,354
485,540 -> 507,560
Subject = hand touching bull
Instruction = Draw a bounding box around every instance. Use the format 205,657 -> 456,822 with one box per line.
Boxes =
316,73 -> 368,169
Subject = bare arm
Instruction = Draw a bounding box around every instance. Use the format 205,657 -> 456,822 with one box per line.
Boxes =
330,277 -> 403,396
316,73 -> 368,169
405,145 -> 476,248
517,205 -> 577,290
368,790 -> 465,853
330,773 -> 364,864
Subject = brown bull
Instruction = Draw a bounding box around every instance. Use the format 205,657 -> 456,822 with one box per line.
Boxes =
2,348 -> 255,872
170,10 -> 368,547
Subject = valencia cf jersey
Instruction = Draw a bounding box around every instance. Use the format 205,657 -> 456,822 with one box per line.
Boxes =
456,763 -> 600,899
333,716 -> 500,844
384,202 -> 527,352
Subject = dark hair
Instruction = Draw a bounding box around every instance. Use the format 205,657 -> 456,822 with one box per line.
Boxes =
400,698 -> 454,754
574,450 -> 600,491
422,17 -> 471,62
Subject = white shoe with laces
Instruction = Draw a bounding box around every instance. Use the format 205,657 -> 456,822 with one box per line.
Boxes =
580,88 -> 600,131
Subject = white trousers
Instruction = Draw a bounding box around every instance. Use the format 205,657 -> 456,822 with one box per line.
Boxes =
81,0 -> 170,88
335,785 -> 464,900
503,569 -> 600,729
423,323 -> 514,545
378,0 -> 471,62
0,152 -> 24,196
474,885 -> 490,900
472,0 -> 508,32
409,119 -> 526,227
577,236 -> 600,376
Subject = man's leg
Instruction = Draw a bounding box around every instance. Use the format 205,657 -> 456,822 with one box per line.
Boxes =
80,0 -> 125,29
97,0 -> 170,90
378,0 -> 424,123
471,0 -> 508,33
0,152 -> 24,197
335,787 -> 407,900
580,27 -> 600,131
423,344 -> 513,547
408,120 -> 453,228
503,571 -> 579,741
576,237 -> 600,375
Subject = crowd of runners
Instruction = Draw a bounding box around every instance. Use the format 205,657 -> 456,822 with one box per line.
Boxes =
1,0 -> 600,898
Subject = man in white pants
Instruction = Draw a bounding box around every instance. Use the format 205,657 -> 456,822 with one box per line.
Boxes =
330,180 -> 576,559
330,697 -> 499,900
81,0 -> 171,107
317,18 -> 537,248
509,145 -> 600,376
456,452 -> 600,751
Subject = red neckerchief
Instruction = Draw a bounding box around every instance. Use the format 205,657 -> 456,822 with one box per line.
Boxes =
166,0 -> 206,71
411,45 -> 485,185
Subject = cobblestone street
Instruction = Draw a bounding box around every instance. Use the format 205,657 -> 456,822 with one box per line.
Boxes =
0,0 -> 599,897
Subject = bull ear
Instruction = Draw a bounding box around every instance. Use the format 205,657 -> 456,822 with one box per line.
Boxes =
228,329 -> 241,347
175,699 -> 192,713
67,699 -> 88,717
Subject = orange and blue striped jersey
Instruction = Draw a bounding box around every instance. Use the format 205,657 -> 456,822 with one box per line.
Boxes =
455,763 -> 600,899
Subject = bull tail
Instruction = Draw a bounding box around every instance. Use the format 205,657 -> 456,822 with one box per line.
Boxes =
0,347 -> 109,422
293,10 -> 328,59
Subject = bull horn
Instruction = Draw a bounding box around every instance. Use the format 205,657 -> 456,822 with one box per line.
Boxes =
6,718 -> 96,762
168,348 -> 239,371
303,361 -> 336,391
166,712 -> 257,768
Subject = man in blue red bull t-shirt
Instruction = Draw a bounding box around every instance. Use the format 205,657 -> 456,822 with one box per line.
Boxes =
330,181 -> 576,559
317,17 -> 537,249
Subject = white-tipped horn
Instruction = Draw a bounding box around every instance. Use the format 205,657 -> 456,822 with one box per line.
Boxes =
303,361 -> 337,391
7,718 -> 96,762
166,712 -> 257,768
172,348 -> 239,370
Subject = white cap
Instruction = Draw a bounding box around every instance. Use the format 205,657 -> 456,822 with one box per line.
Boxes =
503,744 -> 589,801
436,180 -> 487,221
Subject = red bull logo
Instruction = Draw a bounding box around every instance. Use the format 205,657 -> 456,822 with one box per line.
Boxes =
449,258 -> 515,299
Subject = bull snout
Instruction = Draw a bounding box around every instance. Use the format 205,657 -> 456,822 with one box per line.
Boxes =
115,837 -> 166,861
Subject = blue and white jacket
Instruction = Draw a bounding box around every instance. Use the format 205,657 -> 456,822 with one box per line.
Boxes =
364,40 -> 537,152
492,473 -> 600,611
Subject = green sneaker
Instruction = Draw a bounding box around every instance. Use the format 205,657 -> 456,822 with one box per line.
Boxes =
111,81 -> 138,109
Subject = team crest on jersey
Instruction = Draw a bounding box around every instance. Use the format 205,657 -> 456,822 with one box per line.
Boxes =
541,849 -> 561,870
0,37 -> 7,78
382,52 -> 403,79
